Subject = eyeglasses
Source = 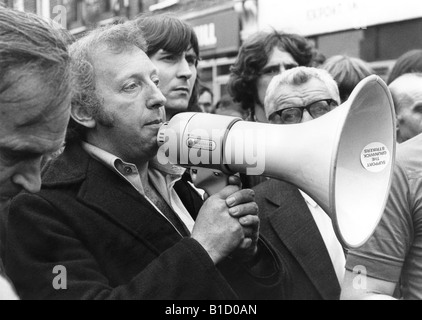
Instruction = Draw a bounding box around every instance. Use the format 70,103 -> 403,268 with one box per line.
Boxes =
269,99 -> 338,124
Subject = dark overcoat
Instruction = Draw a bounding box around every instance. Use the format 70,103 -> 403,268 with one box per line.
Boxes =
254,179 -> 341,300
3,143 -> 283,300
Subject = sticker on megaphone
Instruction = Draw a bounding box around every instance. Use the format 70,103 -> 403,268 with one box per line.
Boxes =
360,142 -> 390,173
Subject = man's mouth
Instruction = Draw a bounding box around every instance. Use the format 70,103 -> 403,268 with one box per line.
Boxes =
146,119 -> 163,126
173,87 -> 189,93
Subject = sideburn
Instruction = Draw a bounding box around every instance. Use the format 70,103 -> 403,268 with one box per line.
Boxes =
94,107 -> 115,128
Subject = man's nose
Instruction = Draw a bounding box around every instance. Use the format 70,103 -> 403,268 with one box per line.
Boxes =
12,158 -> 42,194
301,109 -> 313,123
147,85 -> 167,109
177,59 -> 193,80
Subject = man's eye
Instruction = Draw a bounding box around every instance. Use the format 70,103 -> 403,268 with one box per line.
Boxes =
262,66 -> 280,75
152,78 -> 160,87
124,83 -> 138,91
163,55 -> 178,62
186,56 -> 198,66
0,149 -> 40,164
414,105 -> 422,114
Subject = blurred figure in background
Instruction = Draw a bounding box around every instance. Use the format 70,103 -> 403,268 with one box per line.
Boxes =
389,73 -> 422,143
228,30 -> 315,187
387,49 -> 422,85
198,86 -> 215,114
215,94 -> 246,119
255,66 -> 344,299
310,51 -> 327,68
320,55 -> 374,103
0,7 -> 73,299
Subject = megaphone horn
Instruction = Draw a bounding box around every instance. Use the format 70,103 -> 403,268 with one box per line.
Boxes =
157,75 -> 396,249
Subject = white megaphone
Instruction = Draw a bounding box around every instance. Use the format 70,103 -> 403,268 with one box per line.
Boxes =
157,75 -> 396,249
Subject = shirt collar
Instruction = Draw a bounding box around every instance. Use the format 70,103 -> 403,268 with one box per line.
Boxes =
81,141 -> 137,175
81,141 -> 185,189
299,189 -> 318,208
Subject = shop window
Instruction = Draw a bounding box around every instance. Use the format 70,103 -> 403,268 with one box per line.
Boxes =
65,0 -> 83,29
217,64 -> 231,77
13,0 -> 24,11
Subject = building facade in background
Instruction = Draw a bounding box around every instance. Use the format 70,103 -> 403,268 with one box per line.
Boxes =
0,0 -> 143,36
258,0 -> 422,80
2,0 -> 421,97
0,0 -> 252,101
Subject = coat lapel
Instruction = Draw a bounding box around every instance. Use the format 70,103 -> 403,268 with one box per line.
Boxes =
264,179 -> 340,299
43,143 -> 183,255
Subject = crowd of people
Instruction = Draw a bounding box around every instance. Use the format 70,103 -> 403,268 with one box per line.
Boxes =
1,5 -> 422,300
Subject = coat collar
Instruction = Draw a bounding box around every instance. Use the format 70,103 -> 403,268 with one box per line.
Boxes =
41,142 -> 183,252
42,142 -> 89,187
261,179 -> 341,300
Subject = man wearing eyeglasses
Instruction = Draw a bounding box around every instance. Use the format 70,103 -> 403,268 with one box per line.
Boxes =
252,66 -> 345,300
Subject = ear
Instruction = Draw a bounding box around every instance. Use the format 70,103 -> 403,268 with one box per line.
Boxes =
70,104 -> 96,129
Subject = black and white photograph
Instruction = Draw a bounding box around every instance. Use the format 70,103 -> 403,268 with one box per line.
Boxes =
1,0 -> 422,307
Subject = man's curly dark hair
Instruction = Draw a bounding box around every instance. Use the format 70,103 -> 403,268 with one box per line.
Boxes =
228,30 -> 315,115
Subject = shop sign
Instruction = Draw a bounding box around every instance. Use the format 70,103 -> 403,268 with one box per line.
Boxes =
187,9 -> 240,58
258,0 -> 422,36
194,23 -> 218,48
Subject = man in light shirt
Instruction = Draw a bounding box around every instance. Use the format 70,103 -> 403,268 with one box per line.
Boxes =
341,132 -> 422,300
0,7 -> 73,300
254,66 -> 346,299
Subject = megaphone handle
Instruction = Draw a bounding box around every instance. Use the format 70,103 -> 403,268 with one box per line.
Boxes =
190,167 -> 230,196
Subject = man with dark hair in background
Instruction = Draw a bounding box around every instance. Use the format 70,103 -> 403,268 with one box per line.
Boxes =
228,29 -> 315,189
136,13 -> 202,119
